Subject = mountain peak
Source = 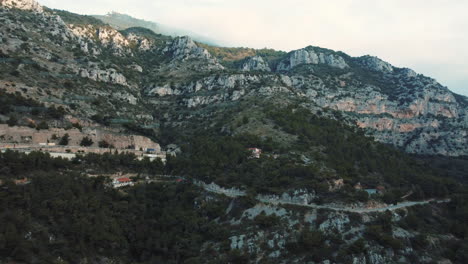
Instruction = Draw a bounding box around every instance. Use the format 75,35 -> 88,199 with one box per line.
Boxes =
276,47 -> 349,71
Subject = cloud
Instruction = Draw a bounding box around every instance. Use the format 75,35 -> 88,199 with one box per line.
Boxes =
38,0 -> 468,96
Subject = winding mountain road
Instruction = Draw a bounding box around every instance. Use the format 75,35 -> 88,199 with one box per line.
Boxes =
261,198 -> 451,214
155,177 -> 451,214
195,180 -> 450,213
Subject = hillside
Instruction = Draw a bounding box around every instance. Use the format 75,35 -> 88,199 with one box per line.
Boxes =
0,0 -> 467,263
1,1 -> 466,157
92,11 -> 219,46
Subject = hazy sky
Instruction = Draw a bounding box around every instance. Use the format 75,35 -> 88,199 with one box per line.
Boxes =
38,0 -> 468,96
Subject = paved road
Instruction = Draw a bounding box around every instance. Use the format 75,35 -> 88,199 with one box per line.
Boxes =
262,198 -> 451,214
195,180 -> 450,213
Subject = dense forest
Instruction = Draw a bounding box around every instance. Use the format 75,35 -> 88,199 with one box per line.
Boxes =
1,107 -> 467,263
0,151 -> 232,263
1,145 -> 467,263
0,140 -> 468,263
165,107 -> 461,203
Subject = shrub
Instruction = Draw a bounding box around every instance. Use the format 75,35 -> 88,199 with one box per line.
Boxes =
59,134 -> 70,146
36,121 -> 49,130
72,122 -> 82,131
98,140 -> 111,148
47,106 -> 66,119
80,136 -> 93,147
7,115 -> 18,127
346,238 -> 366,254
365,225 -> 402,250
253,212 -> 280,228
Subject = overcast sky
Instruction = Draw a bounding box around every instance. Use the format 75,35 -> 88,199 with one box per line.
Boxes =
38,0 -> 468,96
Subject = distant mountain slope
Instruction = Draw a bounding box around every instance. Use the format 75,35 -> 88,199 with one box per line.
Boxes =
92,11 -> 219,46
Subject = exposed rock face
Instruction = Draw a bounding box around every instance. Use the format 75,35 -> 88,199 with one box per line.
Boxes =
69,25 -> 133,55
241,56 -> 271,72
141,64 -> 466,156
165,36 -> 209,60
0,0 -> 43,12
318,212 -> 350,233
163,36 -> 224,69
145,73 -> 262,97
79,67 -> 128,86
193,180 -> 246,197
127,33 -> 152,51
277,47 -> 349,71
257,189 -> 316,205
356,55 -> 394,73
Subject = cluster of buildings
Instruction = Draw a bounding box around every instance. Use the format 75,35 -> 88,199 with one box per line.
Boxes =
0,124 -> 168,162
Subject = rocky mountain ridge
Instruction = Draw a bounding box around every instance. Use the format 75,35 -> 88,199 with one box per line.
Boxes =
93,11 -> 220,46
0,0 -> 466,156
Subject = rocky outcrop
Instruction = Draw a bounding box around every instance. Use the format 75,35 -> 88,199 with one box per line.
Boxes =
356,55 -> 394,73
257,189 -> 316,205
162,36 -> 224,71
318,212 -> 350,233
141,65 -> 466,155
0,0 -> 43,13
241,56 -> 271,72
78,67 -> 128,86
312,87 -> 459,119
193,180 -> 246,197
127,64 -> 143,73
69,25 -> 134,55
277,47 -> 349,71
127,33 -> 152,51
163,36 -> 224,70
164,36 -> 210,60
145,74 -> 262,97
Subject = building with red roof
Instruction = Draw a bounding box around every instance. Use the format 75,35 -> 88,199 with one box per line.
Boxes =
112,177 -> 134,188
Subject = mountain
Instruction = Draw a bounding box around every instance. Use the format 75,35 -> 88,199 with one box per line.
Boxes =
1,1 -> 468,264
92,11 -> 220,46
1,1 -> 466,157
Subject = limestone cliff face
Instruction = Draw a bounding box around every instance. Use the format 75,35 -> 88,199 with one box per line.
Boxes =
69,25 -> 134,56
164,36 -> 210,61
241,56 -> 271,72
356,55 -> 394,73
143,67 -> 467,156
78,66 -> 128,86
145,73 -> 263,97
277,47 -> 349,71
163,36 -> 224,70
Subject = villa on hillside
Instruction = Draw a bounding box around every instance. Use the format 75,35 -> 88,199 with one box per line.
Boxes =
354,182 -> 386,195
112,177 -> 134,188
